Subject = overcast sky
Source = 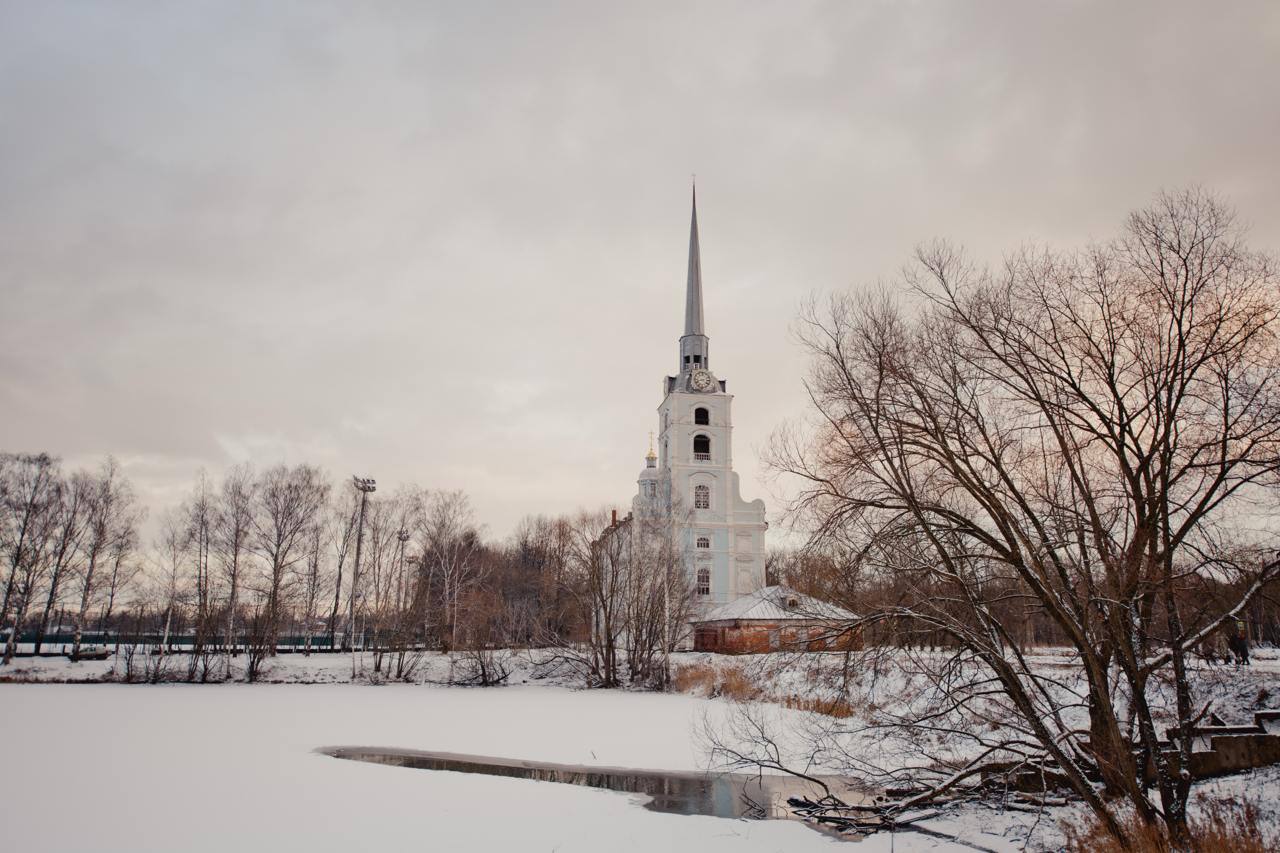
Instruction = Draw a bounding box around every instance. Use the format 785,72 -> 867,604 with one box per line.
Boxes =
2,1 -> 1279,541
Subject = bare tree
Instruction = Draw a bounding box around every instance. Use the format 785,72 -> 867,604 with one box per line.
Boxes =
325,484 -> 360,650
1,453 -> 61,665
363,496 -> 395,670
297,522 -> 329,657
33,470 -> 92,653
214,463 -> 255,675
450,582 -> 519,686
511,514 -> 580,642
251,464 -> 330,654
150,508 -> 189,682
575,508 -> 627,688
182,471 -> 220,680
622,509 -> 695,689
525,505 -> 696,689
97,518 -> 142,641
557,509 -> 653,688
766,189 -> 1280,843
417,489 -> 483,651
70,457 -> 140,661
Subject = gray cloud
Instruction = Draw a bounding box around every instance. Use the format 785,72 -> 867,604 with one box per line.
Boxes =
2,1 -> 1278,537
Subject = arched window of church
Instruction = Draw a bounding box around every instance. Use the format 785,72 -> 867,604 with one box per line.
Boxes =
694,484 -> 710,510
696,536 -> 710,549
693,434 -> 711,461
696,565 -> 710,596
694,407 -> 709,425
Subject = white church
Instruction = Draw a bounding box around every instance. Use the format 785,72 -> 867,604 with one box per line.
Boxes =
629,190 -> 768,608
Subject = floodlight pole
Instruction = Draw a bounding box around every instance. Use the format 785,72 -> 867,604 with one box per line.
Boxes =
350,476 -> 376,679
396,528 -> 410,613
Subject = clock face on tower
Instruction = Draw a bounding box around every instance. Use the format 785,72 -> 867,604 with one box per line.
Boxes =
690,369 -> 715,392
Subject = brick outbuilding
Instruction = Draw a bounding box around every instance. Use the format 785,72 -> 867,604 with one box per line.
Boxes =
691,585 -> 859,654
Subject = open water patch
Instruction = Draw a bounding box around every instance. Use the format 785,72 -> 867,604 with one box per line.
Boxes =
321,746 -> 845,822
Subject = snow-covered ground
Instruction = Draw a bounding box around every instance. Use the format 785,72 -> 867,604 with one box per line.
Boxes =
0,681 -> 1021,853
0,647 -> 450,683
3,649 -> 1279,851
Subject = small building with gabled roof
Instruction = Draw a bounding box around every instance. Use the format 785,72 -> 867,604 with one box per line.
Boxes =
691,585 -> 859,654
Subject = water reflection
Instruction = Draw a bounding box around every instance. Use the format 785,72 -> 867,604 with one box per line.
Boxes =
322,746 -> 845,822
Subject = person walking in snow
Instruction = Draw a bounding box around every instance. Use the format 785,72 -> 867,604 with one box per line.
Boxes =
1227,626 -> 1251,667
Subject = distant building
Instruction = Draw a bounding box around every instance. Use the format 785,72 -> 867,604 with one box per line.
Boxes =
628,188 -> 768,611
691,585 -> 859,654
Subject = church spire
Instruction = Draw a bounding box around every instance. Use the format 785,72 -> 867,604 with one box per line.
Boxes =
679,182 -> 710,375
685,184 -> 704,336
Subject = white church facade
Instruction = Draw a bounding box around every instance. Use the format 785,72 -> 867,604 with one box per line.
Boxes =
630,190 -> 767,609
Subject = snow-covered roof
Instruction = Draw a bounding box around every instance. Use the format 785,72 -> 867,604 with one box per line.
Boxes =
696,585 -> 856,624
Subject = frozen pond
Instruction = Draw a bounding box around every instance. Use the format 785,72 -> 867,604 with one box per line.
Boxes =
323,746 -> 850,822
0,683 -> 868,851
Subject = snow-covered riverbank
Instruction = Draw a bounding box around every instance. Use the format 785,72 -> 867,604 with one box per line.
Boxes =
4,650 -> 1280,851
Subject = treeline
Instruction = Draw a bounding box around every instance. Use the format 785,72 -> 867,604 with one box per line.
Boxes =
1,453 -> 689,686
771,548 -> 1280,650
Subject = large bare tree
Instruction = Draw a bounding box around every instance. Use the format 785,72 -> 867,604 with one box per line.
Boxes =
768,189 -> 1280,843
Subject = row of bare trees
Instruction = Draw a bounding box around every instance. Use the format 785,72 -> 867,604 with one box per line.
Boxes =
3,452 -> 690,688
0,456 -> 488,679
1,453 -> 142,664
762,188 -> 1280,844
135,468 -> 494,681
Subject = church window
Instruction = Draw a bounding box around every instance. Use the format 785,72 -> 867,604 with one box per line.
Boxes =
693,355 -> 702,364
696,565 -> 710,596
694,484 -> 710,510
694,407 -> 709,425
696,536 -> 710,549
693,434 -> 711,461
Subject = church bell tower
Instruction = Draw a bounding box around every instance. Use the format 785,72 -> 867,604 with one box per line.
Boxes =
632,187 -> 767,607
